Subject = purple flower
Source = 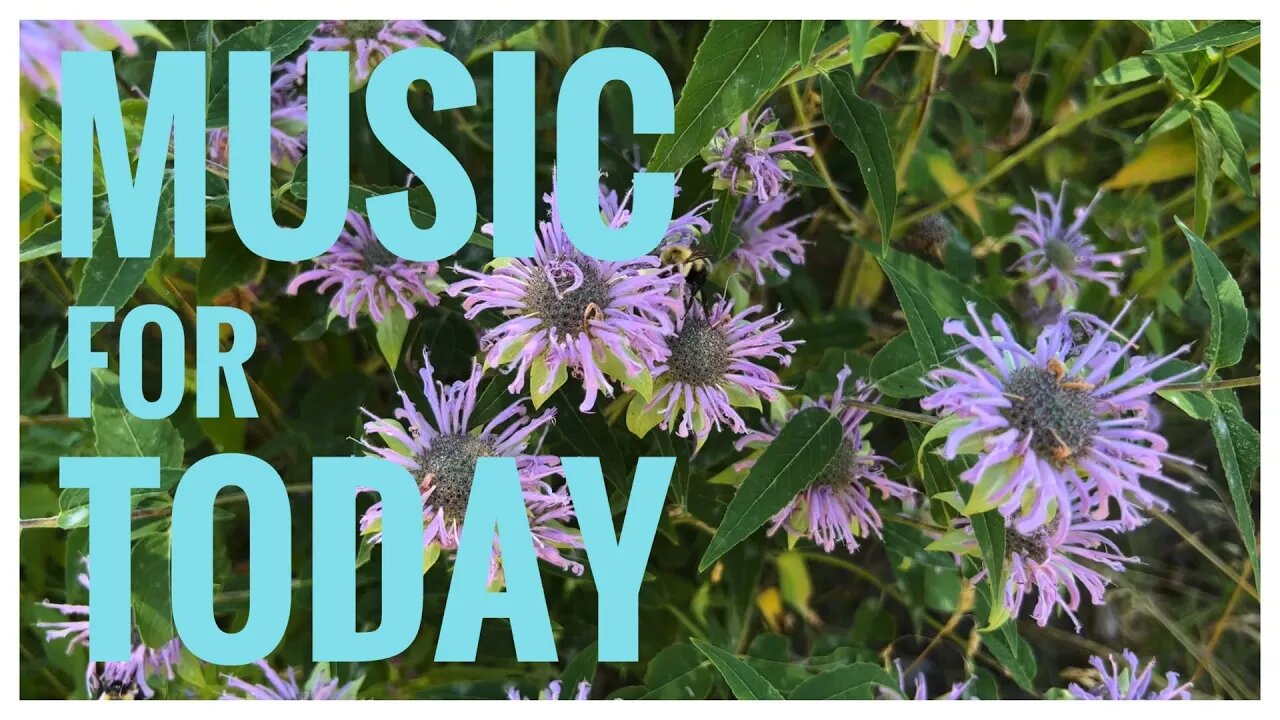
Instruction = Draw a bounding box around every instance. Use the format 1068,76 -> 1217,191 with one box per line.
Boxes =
900,21 -> 1007,55
358,351 -> 583,582
208,60 -> 308,168
920,302 -> 1197,532
736,368 -> 912,553
36,558 -> 181,699
1068,651 -> 1192,700
887,659 -> 974,700
286,210 -> 444,328
450,179 -> 686,413
508,679 -> 591,700
729,193 -> 810,284
222,661 -> 356,700
702,108 -> 814,204
643,296 -> 798,446
19,21 -> 139,100
1011,183 -> 1142,302
309,21 -> 445,86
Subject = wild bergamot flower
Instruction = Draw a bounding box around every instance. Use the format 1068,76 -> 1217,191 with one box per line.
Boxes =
735,368 -> 913,553
702,108 -> 815,204
36,557 -> 181,699
1010,183 -> 1142,303
308,21 -> 445,86
222,661 -> 358,700
19,21 -> 139,100
1068,651 -> 1192,700
450,179 -> 686,412
886,659 -> 974,700
730,193 -> 810,284
207,60 -> 309,169
286,209 -> 445,328
358,351 -> 582,582
900,21 -> 1007,55
920,302 -> 1196,532
632,296 -> 798,447
507,679 -> 591,700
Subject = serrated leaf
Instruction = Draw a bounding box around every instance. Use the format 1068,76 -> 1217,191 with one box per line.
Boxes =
821,69 -> 896,252
879,262 -> 955,371
787,662 -> 895,699
870,332 -> 926,398
698,407 -> 842,571
1148,20 -> 1259,55
1091,55 -> 1163,86
1179,218 -> 1247,371
640,643 -> 714,699
649,21 -> 802,172
19,216 -> 63,262
1201,101 -> 1255,197
691,638 -> 783,699
89,370 -> 185,466
206,21 -> 319,126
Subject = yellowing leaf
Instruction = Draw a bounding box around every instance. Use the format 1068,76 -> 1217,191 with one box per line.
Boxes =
1103,128 -> 1196,189
926,153 -> 982,227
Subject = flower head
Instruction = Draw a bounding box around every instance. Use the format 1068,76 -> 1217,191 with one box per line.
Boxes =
737,368 -> 912,553
729,193 -> 810,284
222,661 -> 357,700
644,296 -> 798,445
702,108 -> 814,204
507,679 -> 591,700
1011,183 -> 1142,302
921,302 -> 1197,532
1068,651 -> 1192,700
900,21 -> 1007,55
36,557 -> 181,699
208,61 -> 308,168
19,21 -> 139,100
358,352 -> 582,582
450,179 -> 686,412
309,21 -> 445,86
287,210 -> 443,328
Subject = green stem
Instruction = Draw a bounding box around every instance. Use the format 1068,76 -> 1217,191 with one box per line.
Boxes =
18,483 -> 315,532
1162,375 -> 1259,393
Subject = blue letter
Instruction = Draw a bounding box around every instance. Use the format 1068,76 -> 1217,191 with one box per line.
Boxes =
67,306 -> 114,417
491,52 -> 535,257
556,48 -> 674,261
435,458 -> 556,662
119,305 -> 185,420
365,47 -> 477,262
60,457 -> 160,661
195,306 -> 258,419
230,51 -> 349,262
172,455 -> 291,664
312,457 -> 424,661
62,51 -> 205,258
563,457 -> 672,661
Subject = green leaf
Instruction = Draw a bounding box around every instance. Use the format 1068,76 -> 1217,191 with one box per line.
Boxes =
291,162 -> 492,250
981,621 -> 1038,691
870,332 -> 926,398
706,191 -> 743,262
1201,101 -> 1255,197
601,347 -> 653,400
529,355 -> 568,409
19,216 -> 63,262
1148,20 -> 1260,55
560,642 -> 598,695
1229,57 -> 1260,90
1210,398 -> 1260,584
626,391 -> 665,439
90,369 -> 185,467
691,638 -> 784,699
787,662 -> 895,699
443,20 -> 538,61
131,533 -> 174,647
197,233 -> 263,304
648,21 -> 802,172
206,21 -> 319,126
54,184 -> 175,368
698,406 -> 843,571
1135,99 -> 1192,144
969,508 -> 1009,630
1091,55 -> 1164,86
1189,112 -> 1221,237
820,69 -> 896,252
1178,218 -> 1247,371
844,21 -> 874,76
798,21 -> 824,67
639,643 -> 714,699
375,306 -> 411,370
878,262 -> 956,371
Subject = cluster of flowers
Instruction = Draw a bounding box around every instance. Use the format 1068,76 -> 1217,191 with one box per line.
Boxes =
25,19 -> 1194,700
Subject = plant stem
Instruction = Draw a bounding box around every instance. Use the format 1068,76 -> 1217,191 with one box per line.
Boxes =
18,482 -> 315,532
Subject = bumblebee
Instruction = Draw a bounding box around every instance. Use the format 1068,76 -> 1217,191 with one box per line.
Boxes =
659,244 -> 713,305
92,677 -> 145,700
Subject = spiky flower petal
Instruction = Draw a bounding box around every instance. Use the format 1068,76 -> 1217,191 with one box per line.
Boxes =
222,661 -> 356,700
308,21 -> 445,85
1068,651 -> 1192,700
507,679 -> 591,700
702,109 -> 814,204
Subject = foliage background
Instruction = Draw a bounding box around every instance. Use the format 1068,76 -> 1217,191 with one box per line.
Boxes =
18,19 -> 1261,699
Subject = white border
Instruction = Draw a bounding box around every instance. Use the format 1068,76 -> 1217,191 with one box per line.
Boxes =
5,2 -> 1274,714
